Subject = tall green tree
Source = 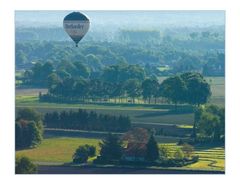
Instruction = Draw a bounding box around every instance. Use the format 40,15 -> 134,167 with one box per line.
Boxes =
180,72 -> 211,139
159,75 -> 186,109
142,78 -> 159,104
195,104 -> 224,142
124,79 -> 142,103
145,134 -> 159,161
99,133 -> 123,161
180,72 -> 211,106
16,108 -> 43,149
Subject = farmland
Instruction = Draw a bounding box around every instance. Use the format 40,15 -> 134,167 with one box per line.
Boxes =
15,76 -> 224,127
15,77 -> 225,173
16,137 -> 224,172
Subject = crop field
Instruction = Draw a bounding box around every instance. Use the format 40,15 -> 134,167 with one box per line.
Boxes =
15,77 -> 225,172
16,137 -> 224,171
163,143 -> 225,171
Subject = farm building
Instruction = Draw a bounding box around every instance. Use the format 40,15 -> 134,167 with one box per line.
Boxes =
122,142 -> 147,161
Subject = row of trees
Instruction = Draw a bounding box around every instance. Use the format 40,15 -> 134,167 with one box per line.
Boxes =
44,109 -> 131,132
21,61 -> 146,88
15,108 -> 43,149
41,72 -> 211,108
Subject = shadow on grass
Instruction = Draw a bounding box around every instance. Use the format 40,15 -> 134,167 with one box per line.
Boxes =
136,109 -> 194,118
86,102 -> 194,110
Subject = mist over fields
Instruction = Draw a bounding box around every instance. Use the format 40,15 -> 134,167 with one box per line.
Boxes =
15,11 -> 225,42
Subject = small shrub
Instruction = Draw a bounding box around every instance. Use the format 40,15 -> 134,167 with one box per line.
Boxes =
16,156 -> 37,174
182,143 -> 194,158
174,148 -> 184,160
73,145 -> 96,164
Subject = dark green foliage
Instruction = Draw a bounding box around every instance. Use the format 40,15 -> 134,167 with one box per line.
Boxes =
15,120 -> 43,149
15,156 -> 37,174
102,64 -> 145,83
145,134 -> 159,161
159,156 -> 199,167
142,78 -> 159,104
72,144 -> 96,164
47,72 -> 61,88
16,108 -> 42,122
23,61 -> 54,87
180,72 -> 211,106
124,79 -> 142,103
44,109 -> 131,132
99,133 -> 123,162
159,75 -> 186,107
195,104 -> 225,142
16,108 -> 43,149
158,73 -> 211,109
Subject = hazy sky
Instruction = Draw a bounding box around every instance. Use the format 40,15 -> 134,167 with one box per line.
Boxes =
15,10 -> 225,29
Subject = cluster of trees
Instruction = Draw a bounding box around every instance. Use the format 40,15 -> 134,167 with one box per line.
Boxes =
21,61 -> 146,88
41,72 -> 211,109
160,72 -> 211,107
22,60 -> 91,87
195,105 -> 225,143
15,108 -> 43,149
16,29 -> 224,77
44,109 -> 131,132
72,144 -> 96,164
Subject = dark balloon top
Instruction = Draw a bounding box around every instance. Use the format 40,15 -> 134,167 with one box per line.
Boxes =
64,12 -> 89,21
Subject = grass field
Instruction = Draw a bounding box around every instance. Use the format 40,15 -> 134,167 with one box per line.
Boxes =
16,94 -> 195,125
15,77 -> 224,126
16,137 -> 224,171
15,76 -> 225,172
16,137 -> 100,163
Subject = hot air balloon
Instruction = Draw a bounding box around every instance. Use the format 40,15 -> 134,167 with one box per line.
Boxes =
63,12 -> 90,47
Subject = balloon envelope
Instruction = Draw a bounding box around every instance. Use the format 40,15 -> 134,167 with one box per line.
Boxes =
63,12 -> 90,47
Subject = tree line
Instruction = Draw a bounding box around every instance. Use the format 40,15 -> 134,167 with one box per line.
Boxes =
44,109 -> 131,132
40,72 -> 211,108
